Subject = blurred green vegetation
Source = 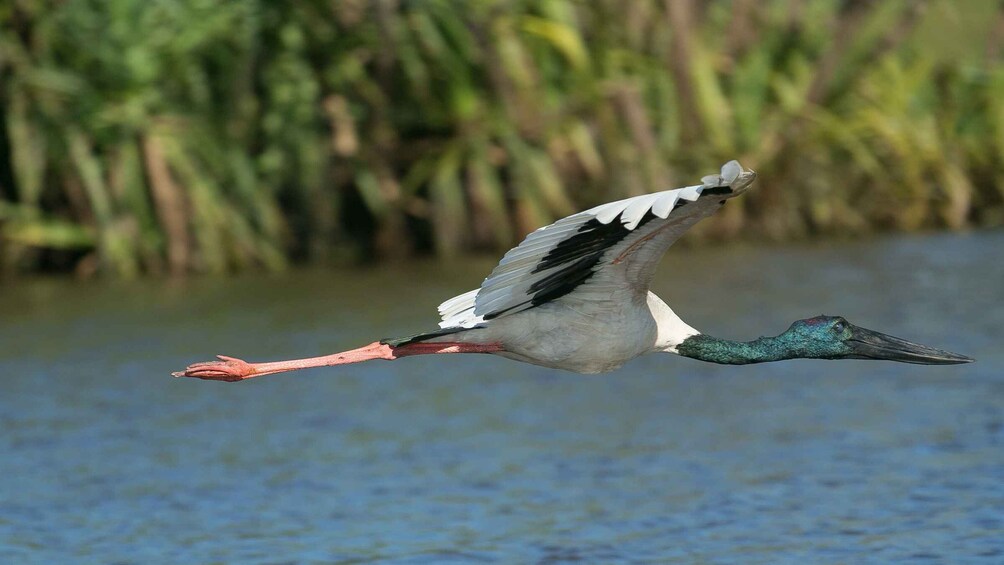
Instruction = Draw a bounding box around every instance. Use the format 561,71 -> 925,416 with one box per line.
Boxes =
1,0 -> 1003,276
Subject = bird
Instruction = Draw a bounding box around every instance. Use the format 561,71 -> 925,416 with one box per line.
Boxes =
173,160 -> 973,382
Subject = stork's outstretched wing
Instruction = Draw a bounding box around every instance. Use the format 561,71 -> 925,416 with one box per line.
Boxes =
439,161 -> 756,329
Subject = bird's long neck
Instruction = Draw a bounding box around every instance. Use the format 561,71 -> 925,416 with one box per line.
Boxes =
675,333 -> 798,365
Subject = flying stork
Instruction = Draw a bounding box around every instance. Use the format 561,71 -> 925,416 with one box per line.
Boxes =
174,160 -> 972,382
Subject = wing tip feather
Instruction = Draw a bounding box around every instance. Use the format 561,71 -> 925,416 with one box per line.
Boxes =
702,160 -> 756,193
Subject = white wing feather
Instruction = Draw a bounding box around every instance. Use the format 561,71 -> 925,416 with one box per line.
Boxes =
437,288 -> 478,321
437,161 -> 755,328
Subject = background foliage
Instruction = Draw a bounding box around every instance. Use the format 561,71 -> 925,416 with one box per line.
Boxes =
1,0 -> 1003,276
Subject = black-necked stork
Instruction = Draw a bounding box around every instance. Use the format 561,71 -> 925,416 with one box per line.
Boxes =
174,161 -> 972,382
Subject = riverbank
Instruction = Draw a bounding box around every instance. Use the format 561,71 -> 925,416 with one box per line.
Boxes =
2,1 -> 1003,276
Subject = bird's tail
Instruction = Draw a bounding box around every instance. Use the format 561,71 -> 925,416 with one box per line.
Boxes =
379,325 -> 482,347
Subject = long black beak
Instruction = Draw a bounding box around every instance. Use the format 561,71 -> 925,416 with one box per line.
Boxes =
846,326 -> 974,365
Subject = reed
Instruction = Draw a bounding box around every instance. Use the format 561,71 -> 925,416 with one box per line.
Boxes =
1,0 -> 1001,276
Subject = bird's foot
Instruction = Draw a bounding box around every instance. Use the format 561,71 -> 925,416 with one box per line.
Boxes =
172,355 -> 256,382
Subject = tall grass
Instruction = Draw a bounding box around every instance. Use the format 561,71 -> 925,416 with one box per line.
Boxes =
1,0 -> 1002,276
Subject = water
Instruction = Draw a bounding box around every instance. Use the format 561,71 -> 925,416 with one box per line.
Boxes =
1,232 -> 1002,563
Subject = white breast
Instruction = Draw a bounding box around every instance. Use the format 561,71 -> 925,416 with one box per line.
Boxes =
646,292 -> 699,353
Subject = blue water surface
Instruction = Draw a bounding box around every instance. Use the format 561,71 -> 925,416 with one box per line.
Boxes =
1,232 -> 1002,563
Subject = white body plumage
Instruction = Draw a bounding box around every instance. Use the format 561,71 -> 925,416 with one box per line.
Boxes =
442,291 -> 692,373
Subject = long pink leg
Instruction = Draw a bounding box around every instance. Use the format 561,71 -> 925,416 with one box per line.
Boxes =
172,341 -> 503,382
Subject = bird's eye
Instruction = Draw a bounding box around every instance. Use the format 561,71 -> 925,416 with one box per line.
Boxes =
832,321 -> 845,333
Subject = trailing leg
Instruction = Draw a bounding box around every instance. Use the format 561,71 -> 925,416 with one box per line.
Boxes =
172,340 -> 503,382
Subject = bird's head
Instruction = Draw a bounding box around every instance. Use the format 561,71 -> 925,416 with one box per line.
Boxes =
782,315 -> 974,364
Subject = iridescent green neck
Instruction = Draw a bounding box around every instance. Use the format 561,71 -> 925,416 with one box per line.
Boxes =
676,333 -> 801,365
673,316 -> 974,366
